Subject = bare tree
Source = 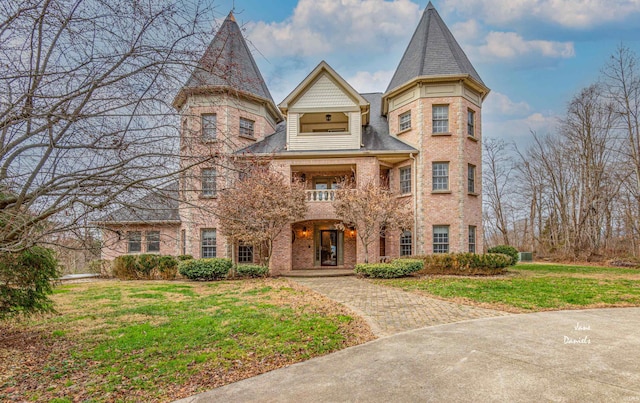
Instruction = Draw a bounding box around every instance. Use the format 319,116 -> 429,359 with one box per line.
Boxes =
0,0 -> 215,253
217,165 -> 307,269
482,138 -> 515,247
333,178 -> 412,263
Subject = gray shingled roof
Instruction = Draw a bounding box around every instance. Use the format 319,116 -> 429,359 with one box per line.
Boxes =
181,12 -> 275,104
97,182 -> 180,224
386,2 -> 484,93
237,93 -> 417,155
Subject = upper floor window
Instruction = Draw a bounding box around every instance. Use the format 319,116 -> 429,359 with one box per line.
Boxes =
400,230 -> 412,256
127,231 -> 141,253
469,226 -> 477,253
202,114 -> 217,140
432,162 -> 449,191
400,166 -> 411,194
432,105 -> 449,133
240,117 -> 255,137
201,229 -> 217,258
433,225 -> 449,254
468,109 -> 476,137
146,231 -> 160,253
468,164 -> 476,194
399,111 -> 411,131
201,168 -> 216,197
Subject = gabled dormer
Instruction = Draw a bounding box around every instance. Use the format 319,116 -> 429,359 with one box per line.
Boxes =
279,61 -> 370,151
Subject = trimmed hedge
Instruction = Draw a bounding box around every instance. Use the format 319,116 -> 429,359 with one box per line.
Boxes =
177,254 -> 194,261
487,245 -> 519,266
178,258 -> 232,281
235,264 -> 269,278
355,259 -> 424,279
408,253 -> 511,276
112,254 -> 178,280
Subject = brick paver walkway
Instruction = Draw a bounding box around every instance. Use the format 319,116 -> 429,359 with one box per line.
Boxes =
291,277 -> 511,337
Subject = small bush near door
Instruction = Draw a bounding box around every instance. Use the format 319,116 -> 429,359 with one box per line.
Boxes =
235,264 -> 269,278
178,258 -> 232,281
355,259 -> 423,278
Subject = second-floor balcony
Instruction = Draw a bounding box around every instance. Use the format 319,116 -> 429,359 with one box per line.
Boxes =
306,189 -> 335,202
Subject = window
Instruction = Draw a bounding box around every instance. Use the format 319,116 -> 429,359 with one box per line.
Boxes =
469,226 -> 477,253
127,231 -> 141,253
400,230 -> 412,256
181,229 -> 186,255
146,231 -> 160,253
201,114 -> 216,140
239,117 -> 255,137
468,164 -> 476,193
432,162 -> 449,191
400,166 -> 411,194
432,105 -> 449,133
467,109 -> 475,137
399,111 -> 411,131
238,243 -> 253,263
201,168 -> 216,197
201,229 -> 217,258
433,226 -> 449,254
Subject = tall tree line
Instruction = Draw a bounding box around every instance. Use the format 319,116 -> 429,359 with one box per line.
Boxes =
484,46 -> 640,259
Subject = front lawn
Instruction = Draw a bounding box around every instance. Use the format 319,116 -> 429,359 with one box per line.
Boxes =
0,279 -> 374,402
376,263 -> 640,312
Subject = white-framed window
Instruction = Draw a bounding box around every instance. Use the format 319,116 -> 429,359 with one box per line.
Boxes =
201,168 -> 216,197
201,229 -> 217,258
433,226 -> 449,254
469,226 -> 476,253
400,230 -> 412,256
238,243 -> 253,263
468,164 -> 476,193
467,109 -> 475,137
432,105 -> 449,133
400,166 -> 411,194
432,162 -> 449,191
146,231 -> 160,253
239,117 -> 255,137
399,111 -> 411,131
127,231 -> 142,253
202,114 -> 216,140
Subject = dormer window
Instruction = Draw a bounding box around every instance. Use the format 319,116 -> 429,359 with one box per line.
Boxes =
299,112 -> 349,134
239,117 -> 254,137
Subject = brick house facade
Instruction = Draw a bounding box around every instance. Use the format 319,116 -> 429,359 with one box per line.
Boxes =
98,2 -> 490,274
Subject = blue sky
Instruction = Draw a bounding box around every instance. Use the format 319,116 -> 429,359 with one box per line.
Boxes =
213,0 -> 640,144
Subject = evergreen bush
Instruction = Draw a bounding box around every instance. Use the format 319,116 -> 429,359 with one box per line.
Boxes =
179,258 -> 232,281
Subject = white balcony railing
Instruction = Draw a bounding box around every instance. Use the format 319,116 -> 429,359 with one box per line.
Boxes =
306,189 -> 336,202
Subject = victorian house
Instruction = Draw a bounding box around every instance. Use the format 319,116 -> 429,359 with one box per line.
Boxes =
98,2 -> 490,274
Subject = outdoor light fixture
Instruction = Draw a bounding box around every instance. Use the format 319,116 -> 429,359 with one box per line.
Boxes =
325,114 -> 331,122
302,226 -> 308,237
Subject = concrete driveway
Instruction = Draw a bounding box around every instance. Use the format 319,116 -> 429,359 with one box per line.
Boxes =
176,307 -> 640,402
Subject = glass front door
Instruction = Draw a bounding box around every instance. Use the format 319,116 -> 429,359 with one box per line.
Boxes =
320,230 -> 338,266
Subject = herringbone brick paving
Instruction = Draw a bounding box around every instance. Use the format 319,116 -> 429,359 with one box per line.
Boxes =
292,277 -> 511,337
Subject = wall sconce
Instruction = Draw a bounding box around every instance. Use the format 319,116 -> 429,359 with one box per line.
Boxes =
302,226 -> 308,238
325,114 -> 332,122
348,227 -> 356,238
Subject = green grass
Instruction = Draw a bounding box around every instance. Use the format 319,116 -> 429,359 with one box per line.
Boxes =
377,263 -> 640,312
1,279 -> 371,402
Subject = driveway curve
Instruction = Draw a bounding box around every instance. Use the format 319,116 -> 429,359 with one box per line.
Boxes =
177,307 -> 640,402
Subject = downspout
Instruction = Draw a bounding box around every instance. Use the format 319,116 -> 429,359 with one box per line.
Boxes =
410,152 -> 418,254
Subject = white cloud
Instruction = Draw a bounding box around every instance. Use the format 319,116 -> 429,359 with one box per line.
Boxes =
442,0 -> 640,29
484,92 -> 531,117
246,0 -> 420,57
346,70 -> 395,93
478,31 -> 574,60
485,112 -> 559,144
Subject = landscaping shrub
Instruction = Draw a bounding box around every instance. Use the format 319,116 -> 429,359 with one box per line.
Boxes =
235,264 -> 269,278
487,245 -> 519,266
113,255 -> 138,279
179,258 -> 232,281
0,246 -> 60,319
136,254 -> 159,279
355,259 -> 423,278
87,259 -> 112,277
177,254 -> 194,261
409,253 -> 511,276
157,256 -> 179,280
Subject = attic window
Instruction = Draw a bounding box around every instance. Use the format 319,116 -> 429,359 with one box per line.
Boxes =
300,112 -> 349,134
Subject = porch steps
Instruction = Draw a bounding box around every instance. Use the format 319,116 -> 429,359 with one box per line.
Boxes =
283,269 -> 355,278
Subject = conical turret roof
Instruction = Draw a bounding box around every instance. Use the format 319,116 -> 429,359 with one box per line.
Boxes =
174,12 -> 276,110
386,2 -> 484,93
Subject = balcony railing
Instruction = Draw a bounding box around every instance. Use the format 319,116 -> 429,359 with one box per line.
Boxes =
306,189 -> 336,202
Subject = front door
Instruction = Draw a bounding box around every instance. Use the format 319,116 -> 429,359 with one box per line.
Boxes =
320,230 -> 338,266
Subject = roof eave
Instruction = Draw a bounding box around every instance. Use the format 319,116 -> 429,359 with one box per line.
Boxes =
94,220 -> 182,226
239,149 -> 418,159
